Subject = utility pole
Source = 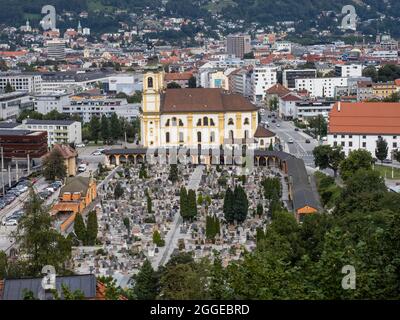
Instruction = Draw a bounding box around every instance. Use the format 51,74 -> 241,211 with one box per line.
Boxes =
16,159 -> 19,182
8,165 -> 11,188
1,147 -> 4,196
27,153 -> 30,176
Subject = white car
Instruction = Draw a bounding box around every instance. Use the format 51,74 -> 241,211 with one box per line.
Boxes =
92,151 -> 103,156
76,143 -> 86,148
78,164 -> 87,173
46,187 -> 55,193
2,219 -> 17,226
96,148 -> 105,153
288,138 -> 294,144
276,124 -> 281,127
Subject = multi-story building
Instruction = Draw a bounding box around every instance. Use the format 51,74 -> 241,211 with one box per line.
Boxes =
335,64 -> 363,78
250,66 -> 278,103
228,68 -> 252,98
373,82 -> 397,99
0,129 -> 48,160
18,119 -> 82,147
295,77 -> 348,98
296,100 -> 335,121
33,93 -> 70,114
0,73 -> 42,94
0,92 -> 34,120
357,81 -> 374,102
46,39 -> 66,61
328,102 -> 400,158
63,94 -> 140,123
226,34 -> 252,59
282,69 -> 317,89
164,72 -> 193,88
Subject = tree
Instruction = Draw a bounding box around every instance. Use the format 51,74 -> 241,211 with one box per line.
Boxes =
43,148 -> 67,181
313,145 -> 345,177
256,203 -> 264,217
197,193 -> 203,206
308,115 -> 327,138
233,185 -> 249,223
133,259 -> 159,300
101,115 -> 110,144
146,189 -> 152,213
139,163 -> 147,179
123,217 -> 130,233
14,190 -> 72,276
394,149 -> 400,163
243,51 -> 255,59
340,149 -> 373,181
167,82 -> 181,89
114,182 -> 124,199
86,211 -> 98,246
180,186 -> 189,220
89,116 -> 101,143
188,76 -> 197,88
4,82 -> 14,93
153,230 -> 165,247
110,113 -> 121,141
269,96 -> 279,112
74,213 -> 87,245
168,164 -> 179,183
362,65 -> 378,82
375,137 -> 388,163
0,250 -> 7,279
223,187 -> 234,223
187,189 -> 198,220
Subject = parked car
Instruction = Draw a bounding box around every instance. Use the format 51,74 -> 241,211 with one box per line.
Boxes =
305,139 -> 311,144
272,119 -> 276,123
78,164 -> 87,173
288,138 -> 294,144
38,191 -> 50,200
382,159 -> 393,164
2,219 -> 18,226
53,181 -> 63,188
0,201 -> 5,210
92,151 -> 103,156
76,143 -> 86,148
294,128 -> 299,132
276,124 -> 280,127
46,186 -> 55,193
96,148 -> 105,153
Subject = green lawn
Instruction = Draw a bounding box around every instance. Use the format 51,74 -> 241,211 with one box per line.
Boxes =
374,164 -> 400,180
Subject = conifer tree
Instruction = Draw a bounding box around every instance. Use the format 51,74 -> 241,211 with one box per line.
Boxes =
74,213 -> 87,245
86,211 -> 98,246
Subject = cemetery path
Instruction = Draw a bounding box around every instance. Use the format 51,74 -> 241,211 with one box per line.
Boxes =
153,166 -> 205,270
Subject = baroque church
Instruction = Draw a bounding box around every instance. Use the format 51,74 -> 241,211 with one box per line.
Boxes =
140,64 -> 276,150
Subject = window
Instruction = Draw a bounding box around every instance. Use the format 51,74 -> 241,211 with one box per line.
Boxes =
179,119 -> 184,127
349,135 -> 353,139
228,118 -> 234,125
210,119 -> 215,126
172,117 -> 177,126
363,136 -> 366,139
334,135 -> 337,138
179,132 -> 184,143
147,77 -> 153,88
197,132 -> 202,143
333,141 -> 338,147
244,118 -> 250,125
203,117 -> 209,126
393,142 -> 398,148
393,136 -> 397,139
166,132 -> 170,143
197,119 -> 202,126
244,130 -> 249,139
210,132 -> 215,143
165,119 -> 170,127
229,130 -> 234,141
341,135 -> 345,138
260,139 -> 264,146
341,142 -> 345,147
349,141 -> 353,147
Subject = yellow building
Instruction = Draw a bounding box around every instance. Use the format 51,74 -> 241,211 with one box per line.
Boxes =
52,144 -> 78,177
141,64 -> 261,149
373,82 -> 397,99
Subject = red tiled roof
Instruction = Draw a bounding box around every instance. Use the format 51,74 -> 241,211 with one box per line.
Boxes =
254,126 -> 276,138
165,72 -> 193,81
281,93 -> 302,102
395,79 -> 400,86
53,144 -> 78,159
161,88 -> 257,113
328,102 -> 400,135
266,83 -> 290,96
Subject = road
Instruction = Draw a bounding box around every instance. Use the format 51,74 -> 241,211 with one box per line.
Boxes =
260,110 -> 319,167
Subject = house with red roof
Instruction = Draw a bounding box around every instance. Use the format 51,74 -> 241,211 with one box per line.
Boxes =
278,92 -> 303,120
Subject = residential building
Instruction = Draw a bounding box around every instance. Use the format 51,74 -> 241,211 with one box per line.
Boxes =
228,68 -> 252,98
226,34 -> 252,59
64,94 -> 140,123
251,66 -> 278,103
33,93 -> 70,114
373,82 -> 397,99
282,69 -> 317,89
296,100 -> 334,120
105,73 -> 143,95
335,64 -> 363,78
328,102 -> 400,157
278,92 -> 303,120
46,39 -> 66,61
357,81 -> 374,102
19,119 -> 82,146
164,72 -> 193,88
295,77 -> 348,98
52,143 -> 78,177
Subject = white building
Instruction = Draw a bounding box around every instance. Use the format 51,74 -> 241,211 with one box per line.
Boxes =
106,74 -> 143,95
63,96 -> 140,123
0,74 -> 42,94
34,93 -> 70,114
46,39 -> 66,61
251,66 -> 277,103
335,64 -> 363,78
328,102 -> 400,158
0,92 -> 34,120
295,77 -> 348,98
19,119 -> 82,146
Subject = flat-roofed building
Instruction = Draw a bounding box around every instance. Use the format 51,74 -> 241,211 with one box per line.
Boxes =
0,92 -> 34,120
0,129 -> 48,159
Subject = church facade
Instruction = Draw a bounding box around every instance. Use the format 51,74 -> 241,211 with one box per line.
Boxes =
141,65 -> 272,150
